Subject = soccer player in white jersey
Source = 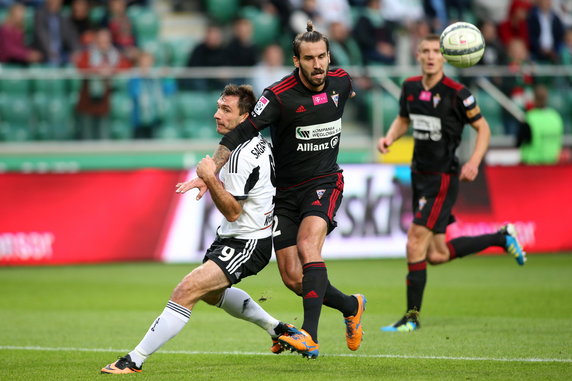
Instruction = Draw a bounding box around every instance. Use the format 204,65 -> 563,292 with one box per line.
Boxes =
101,84 -> 301,374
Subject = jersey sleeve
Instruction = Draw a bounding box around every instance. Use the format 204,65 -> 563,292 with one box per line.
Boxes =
457,87 -> 482,124
220,89 -> 281,151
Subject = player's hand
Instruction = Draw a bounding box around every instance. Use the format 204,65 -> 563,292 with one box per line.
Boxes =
460,162 -> 478,182
377,137 -> 392,154
175,177 -> 208,200
196,155 -> 216,180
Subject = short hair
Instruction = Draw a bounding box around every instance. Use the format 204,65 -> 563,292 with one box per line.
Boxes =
421,33 -> 441,44
221,84 -> 256,115
292,20 -> 329,58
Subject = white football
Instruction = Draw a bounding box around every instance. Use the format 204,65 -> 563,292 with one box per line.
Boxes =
440,22 -> 486,68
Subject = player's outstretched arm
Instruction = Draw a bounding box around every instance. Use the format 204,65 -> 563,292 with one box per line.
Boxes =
377,116 -> 410,154
175,145 -> 232,200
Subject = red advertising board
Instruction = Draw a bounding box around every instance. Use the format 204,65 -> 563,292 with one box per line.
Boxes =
0,170 -> 185,265
0,164 -> 570,266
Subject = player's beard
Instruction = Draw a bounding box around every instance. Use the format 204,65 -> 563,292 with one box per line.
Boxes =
300,63 -> 329,89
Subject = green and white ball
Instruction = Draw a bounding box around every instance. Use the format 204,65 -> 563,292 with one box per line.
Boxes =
440,22 -> 486,68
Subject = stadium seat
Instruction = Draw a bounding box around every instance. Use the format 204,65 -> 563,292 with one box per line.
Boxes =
164,38 -> 196,67
110,119 -> 132,140
110,92 -> 133,122
31,68 -> 67,96
181,118 -> 219,140
206,0 -> 239,24
156,122 -> 182,140
129,6 -> 160,44
32,95 -> 74,140
176,91 -> 216,121
0,71 -> 30,95
240,6 -> 280,48
140,40 -> 168,67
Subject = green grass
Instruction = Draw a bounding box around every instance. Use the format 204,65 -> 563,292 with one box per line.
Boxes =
1,254 -> 571,380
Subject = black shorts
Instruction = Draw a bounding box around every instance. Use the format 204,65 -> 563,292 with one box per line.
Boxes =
273,172 -> 344,251
411,171 -> 458,234
203,235 -> 272,284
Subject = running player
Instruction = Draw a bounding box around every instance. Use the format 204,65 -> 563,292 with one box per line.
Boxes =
377,34 -> 527,332
101,84 -> 300,374
176,21 -> 366,359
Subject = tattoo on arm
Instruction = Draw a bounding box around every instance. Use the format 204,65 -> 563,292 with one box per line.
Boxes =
213,145 -> 231,174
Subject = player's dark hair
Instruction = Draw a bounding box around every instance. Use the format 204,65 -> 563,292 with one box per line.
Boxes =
292,20 -> 329,58
221,84 -> 256,115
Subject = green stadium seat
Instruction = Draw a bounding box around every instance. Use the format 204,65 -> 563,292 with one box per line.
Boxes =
206,0 -> 239,24
89,6 -> 105,25
240,6 -> 280,48
110,93 -> 133,122
31,67 -> 67,96
129,6 -> 160,43
176,91 -> 216,121
0,71 -> 31,95
181,118 -> 218,140
381,91 -> 399,128
32,95 -> 74,140
140,40 -> 168,67
110,119 -> 132,140
156,123 -> 182,140
0,95 -> 32,125
164,38 -> 196,67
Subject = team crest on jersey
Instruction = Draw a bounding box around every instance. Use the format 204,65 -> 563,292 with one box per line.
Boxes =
418,196 -> 427,211
433,93 -> 441,108
253,96 -> 270,115
316,189 -> 326,199
463,95 -> 475,107
331,91 -> 339,107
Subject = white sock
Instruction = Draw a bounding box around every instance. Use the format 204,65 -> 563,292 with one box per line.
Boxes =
128,300 -> 191,367
217,287 -> 280,337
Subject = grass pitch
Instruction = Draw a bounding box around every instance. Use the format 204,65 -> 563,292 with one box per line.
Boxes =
1,254 -> 571,380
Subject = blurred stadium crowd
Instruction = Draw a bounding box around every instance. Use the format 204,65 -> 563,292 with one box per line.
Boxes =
0,0 -> 570,152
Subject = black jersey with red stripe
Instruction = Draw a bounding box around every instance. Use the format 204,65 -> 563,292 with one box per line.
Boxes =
220,68 -> 353,188
399,75 -> 483,174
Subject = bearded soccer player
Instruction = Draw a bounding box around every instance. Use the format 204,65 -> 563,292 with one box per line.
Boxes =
101,84 -> 301,374
377,34 -> 526,332
177,21 -> 366,359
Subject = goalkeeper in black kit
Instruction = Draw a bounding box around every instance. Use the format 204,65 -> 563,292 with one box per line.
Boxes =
177,21 -> 366,359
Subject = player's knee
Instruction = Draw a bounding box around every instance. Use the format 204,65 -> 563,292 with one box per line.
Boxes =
280,272 -> 302,295
426,251 -> 449,265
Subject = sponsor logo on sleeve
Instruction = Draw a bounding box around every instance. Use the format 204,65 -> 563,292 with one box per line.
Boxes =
463,95 -> 475,107
253,96 -> 270,115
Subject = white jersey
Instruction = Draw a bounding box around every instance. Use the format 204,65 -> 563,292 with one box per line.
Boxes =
217,133 -> 275,239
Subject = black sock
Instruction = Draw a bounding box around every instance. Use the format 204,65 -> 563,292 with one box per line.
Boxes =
323,282 -> 358,317
406,260 -> 427,312
447,233 -> 505,260
301,262 -> 328,342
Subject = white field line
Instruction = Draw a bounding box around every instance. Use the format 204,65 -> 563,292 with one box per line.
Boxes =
0,346 -> 570,363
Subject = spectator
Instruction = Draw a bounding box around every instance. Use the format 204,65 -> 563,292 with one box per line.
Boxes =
498,0 -> 533,47
183,24 -> 227,91
380,0 -> 424,28
102,0 -> 139,61
353,0 -> 397,65
501,38 -> 535,135
128,51 -> 177,139
328,20 -> 363,67
479,20 -> 507,66
226,17 -> 258,67
252,43 -> 289,96
527,0 -> 565,63
290,0 -> 325,34
315,0 -> 352,29
69,0 -> 96,47
33,0 -> 81,66
553,0 -> 572,29
0,3 -> 43,65
517,84 -> 564,164
75,27 -> 132,140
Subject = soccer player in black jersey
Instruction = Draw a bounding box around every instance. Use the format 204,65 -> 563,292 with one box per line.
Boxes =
176,22 -> 366,358
377,34 -> 527,332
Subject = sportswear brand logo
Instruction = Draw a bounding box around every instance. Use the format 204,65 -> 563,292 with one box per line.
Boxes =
304,290 -> 319,299
312,200 -> 322,206
296,105 -> 306,113
407,95 -> 414,101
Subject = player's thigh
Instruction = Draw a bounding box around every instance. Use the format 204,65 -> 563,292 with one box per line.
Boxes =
406,223 -> 434,262
172,260 -> 230,307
